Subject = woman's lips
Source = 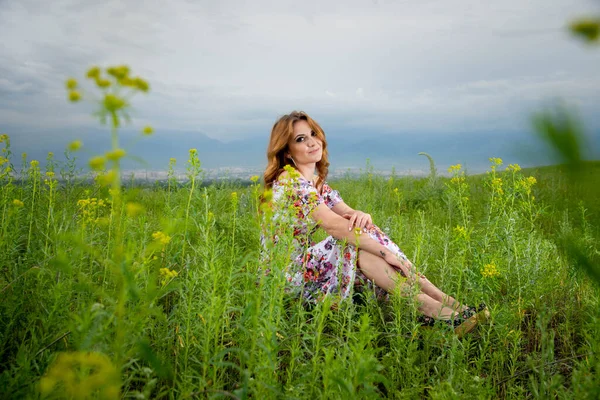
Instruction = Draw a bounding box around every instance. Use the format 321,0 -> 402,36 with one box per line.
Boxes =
309,148 -> 320,154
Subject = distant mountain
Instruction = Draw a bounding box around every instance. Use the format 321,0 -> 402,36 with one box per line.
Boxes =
6,125 -> 600,174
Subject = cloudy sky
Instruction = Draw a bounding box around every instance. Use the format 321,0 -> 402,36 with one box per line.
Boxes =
1,0 -> 600,170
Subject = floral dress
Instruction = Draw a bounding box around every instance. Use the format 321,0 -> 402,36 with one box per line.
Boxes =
260,172 -> 409,304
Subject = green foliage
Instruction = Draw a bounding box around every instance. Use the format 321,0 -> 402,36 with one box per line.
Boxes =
570,18 -> 600,43
1,141 -> 599,398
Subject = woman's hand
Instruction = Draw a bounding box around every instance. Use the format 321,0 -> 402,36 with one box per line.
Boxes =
383,252 -> 412,279
342,210 -> 373,232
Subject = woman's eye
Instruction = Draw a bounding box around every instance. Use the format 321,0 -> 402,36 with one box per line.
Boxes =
296,137 -> 304,143
311,131 -> 316,137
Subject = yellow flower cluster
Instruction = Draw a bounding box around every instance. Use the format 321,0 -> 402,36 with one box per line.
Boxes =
250,175 -> 259,183
152,231 -> 171,245
489,157 -> 503,166
13,199 -> 24,207
44,171 -> 57,187
30,160 -> 39,168
89,156 -> 106,171
126,202 -> 144,217
517,176 -> 537,195
0,134 -> 8,143
506,163 -> 521,172
281,164 -> 302,182
451,175 -> 465,185
68,140 -> 82,152
160,267 -> 178,281
95,170 -> 117,187
142,125 -> 154,135
453,225 -> 468,240
491,177 -> 504,195
105,148 -> 126,161
86,65 -> 150,92
77,198 -> 107,225
481,263 -> 500,278
65,78 -> 81,102
0,156 -> 8,166
447,164 -> 462,173
39,351 -> 120,399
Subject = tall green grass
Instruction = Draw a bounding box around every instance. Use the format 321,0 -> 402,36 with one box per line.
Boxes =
1,130 -> 599,398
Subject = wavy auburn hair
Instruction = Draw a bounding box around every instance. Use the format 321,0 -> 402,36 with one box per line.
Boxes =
263,111 -> 330,193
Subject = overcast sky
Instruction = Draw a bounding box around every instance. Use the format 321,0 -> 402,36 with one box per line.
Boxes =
1,0 -> 600,166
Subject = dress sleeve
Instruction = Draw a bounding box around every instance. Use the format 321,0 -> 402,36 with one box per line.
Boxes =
294,180 -> 324,218
322,182 -> 343,209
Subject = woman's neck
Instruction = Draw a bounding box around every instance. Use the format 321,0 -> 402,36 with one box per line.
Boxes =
296,163 -> 316,183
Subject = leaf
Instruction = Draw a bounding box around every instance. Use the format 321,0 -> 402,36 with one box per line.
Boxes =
570,18 -> 600,43
532,105 -> 586,176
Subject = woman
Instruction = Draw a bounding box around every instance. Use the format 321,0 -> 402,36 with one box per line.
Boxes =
261,111 -> 486,336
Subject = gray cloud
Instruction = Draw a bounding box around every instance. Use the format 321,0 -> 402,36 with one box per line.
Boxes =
1,0 -> 599,153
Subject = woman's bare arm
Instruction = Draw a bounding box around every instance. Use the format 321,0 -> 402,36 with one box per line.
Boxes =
311,203 -> 408,274
331,201 -> 354,216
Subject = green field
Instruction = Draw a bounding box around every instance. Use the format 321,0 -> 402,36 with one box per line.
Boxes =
1,137 -> 599,399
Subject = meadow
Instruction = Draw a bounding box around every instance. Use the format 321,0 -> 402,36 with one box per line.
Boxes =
1,130 -> 600,398
1,65 -> 600,399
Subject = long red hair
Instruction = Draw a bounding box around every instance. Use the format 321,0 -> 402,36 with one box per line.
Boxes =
263,111 -> 330,193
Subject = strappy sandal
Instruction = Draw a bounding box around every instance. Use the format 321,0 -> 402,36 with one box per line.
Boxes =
454,308 -> 491,338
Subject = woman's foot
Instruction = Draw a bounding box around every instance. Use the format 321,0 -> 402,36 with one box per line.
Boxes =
454,308 -> 490,338
461,303 -> 488,320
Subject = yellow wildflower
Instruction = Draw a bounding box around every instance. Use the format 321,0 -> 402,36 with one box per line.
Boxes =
13,199 -> 24,207
0,156 -> 7,166
0,134 -> 8,143
133,77 -> 149,92
489,157 -> 503,166
96,78 -> 111,88
89,156 -> 106,171
68,91 -> 81,102
46,171 -> 55,178
491,177 -> 503,194
169,157 -> 176,164
126,202 -> 144,217
159,268 -> 178,285
103,94 -> 127,112
39,351 -> 120,399
160,267 -> 178,279
481,263 -> 500,278
105,148 -> 126,161
67,140 -> 82,152
86,66 -> 101,79
453,225 -> 468,239
250,175 -> 259,183
506,164 -> 521,172
393,187 -> 399,193
448,164 -> 462,173
30,160 -> 39,168
65,78 -> 78,90
142,125 -> 154,135
152,231 -> 171,245
107,65 -> 130,80
95,170 -> 117,186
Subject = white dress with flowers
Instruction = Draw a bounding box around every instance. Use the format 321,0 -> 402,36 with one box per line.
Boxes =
260,173 -> 409,304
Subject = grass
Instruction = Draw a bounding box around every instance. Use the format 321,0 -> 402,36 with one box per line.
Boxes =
1,143 -> 599,398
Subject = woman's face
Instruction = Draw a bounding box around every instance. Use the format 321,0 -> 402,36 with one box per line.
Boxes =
287,119 -> 323,166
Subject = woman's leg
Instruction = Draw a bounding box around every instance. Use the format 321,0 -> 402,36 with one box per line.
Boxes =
401,259 -> 467,312
365,225 -> 467,312
357,250 -> 456,319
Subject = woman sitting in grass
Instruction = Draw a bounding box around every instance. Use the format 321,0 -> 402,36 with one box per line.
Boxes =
261,111 -> 487,336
